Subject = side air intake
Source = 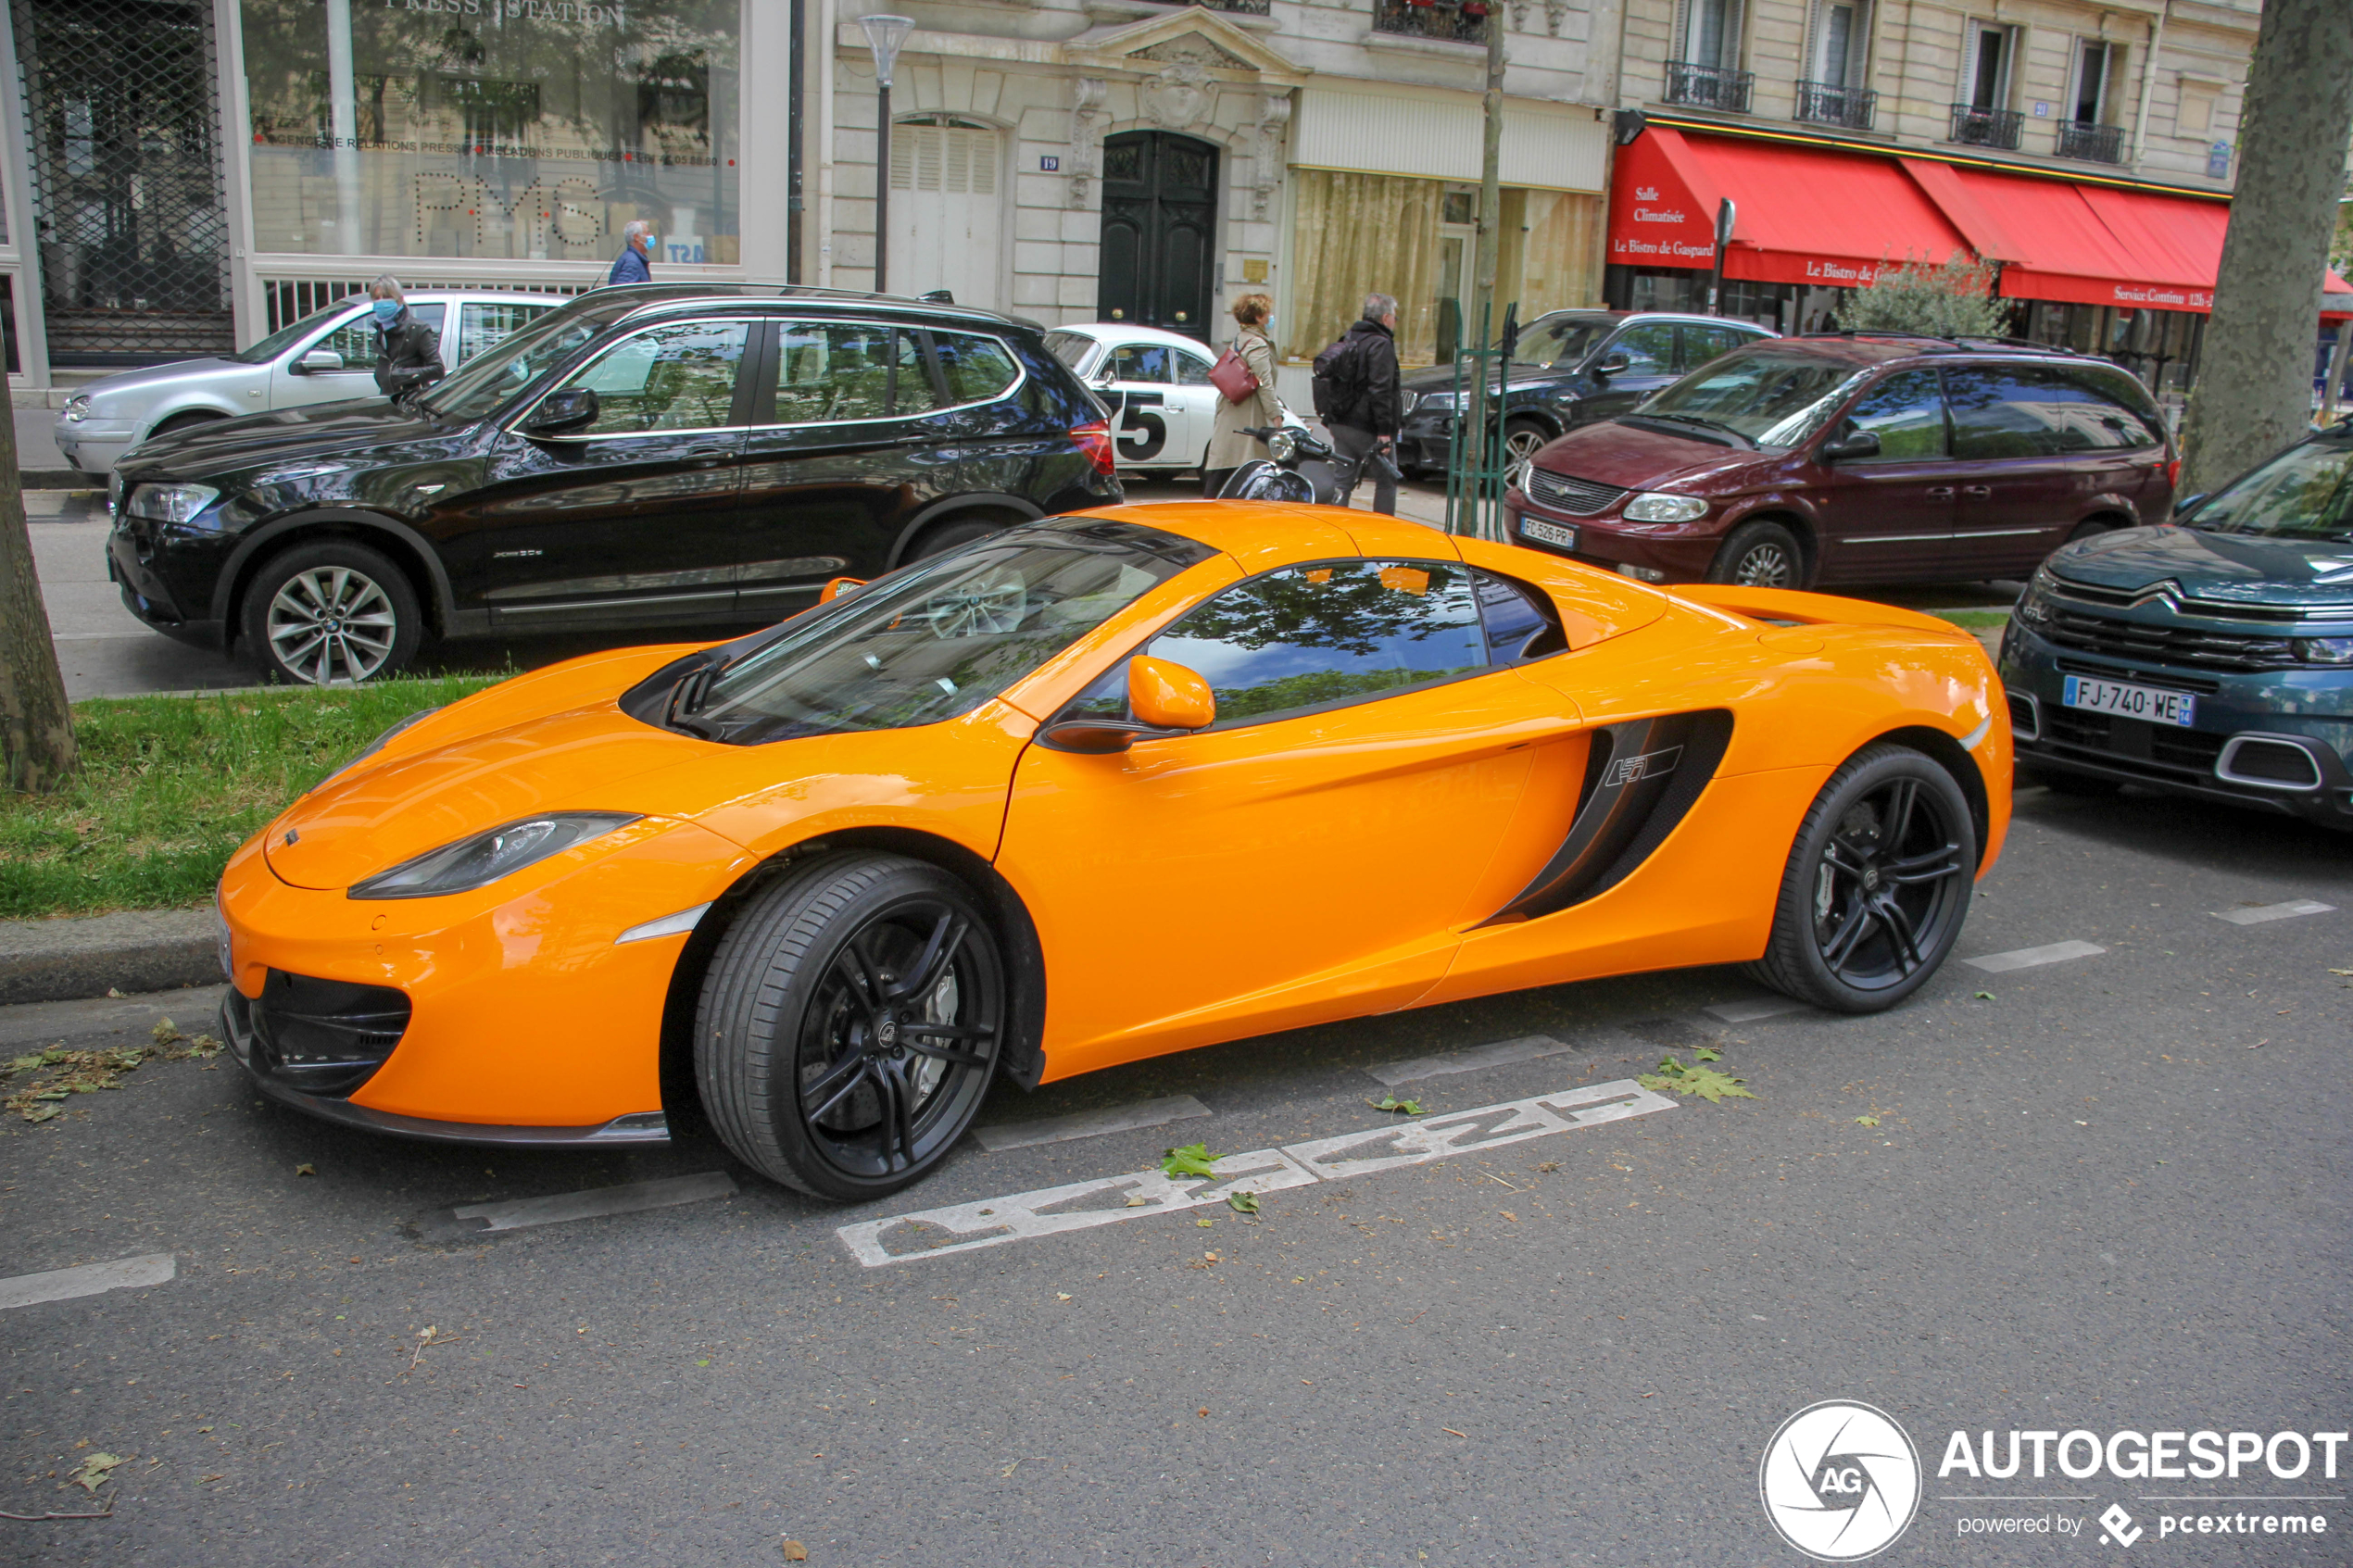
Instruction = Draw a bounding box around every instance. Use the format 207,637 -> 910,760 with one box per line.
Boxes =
1478,709 -> 1735,926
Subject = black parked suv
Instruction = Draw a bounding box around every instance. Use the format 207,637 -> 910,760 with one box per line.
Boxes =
107,286 -> 1124,684
1395,310 -> 1774,474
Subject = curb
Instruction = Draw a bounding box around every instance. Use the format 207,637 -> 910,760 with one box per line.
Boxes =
0,909 -> 222,1008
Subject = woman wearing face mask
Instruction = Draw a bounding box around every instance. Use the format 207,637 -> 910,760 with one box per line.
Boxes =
366,276 -> 445,401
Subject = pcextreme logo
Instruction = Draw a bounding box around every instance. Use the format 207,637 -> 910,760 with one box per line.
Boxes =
1760,1401 -> 1924,1561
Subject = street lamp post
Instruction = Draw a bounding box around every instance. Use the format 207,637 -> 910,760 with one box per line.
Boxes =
859,14 -> 914,294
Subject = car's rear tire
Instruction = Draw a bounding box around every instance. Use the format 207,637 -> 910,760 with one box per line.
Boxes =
906,515 -> 1010,562
695,852 -> 1005,1201
1707,520 -> 1806,588
238,538 -> 422,685
1745,744 -> 1977,1014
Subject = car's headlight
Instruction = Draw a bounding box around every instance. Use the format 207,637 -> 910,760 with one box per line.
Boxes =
63,394 -> 91,421
125,482 -> 220,524
1621,492 -> 1709,523
1416,392 -> 1456,413
2293,635 -> 2353,665
1401,392 -> 1421,418
347,812 -> 640,900
1265,429 -> 1298,464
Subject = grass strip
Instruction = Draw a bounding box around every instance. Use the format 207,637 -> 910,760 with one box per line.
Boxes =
0,674 -> 502,920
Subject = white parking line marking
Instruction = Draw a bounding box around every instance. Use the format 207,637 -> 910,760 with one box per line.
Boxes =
838,1079 -> 1677,1267
1963,940 -> 2107,973
1365,1034 -> 1577,1085
974,1094 -> 1213,1152
448,1172 -> 736,1235
0,1252 -> 175,1311
1704,998 -> 1811,1024
2211,899 -> 2335,926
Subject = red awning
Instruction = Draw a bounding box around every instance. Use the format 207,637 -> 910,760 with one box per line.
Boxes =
1609,126 -> 2353,320
1606,127 -> 1972,288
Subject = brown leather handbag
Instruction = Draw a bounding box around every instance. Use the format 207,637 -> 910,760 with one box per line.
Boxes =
1209,344 -> 1261,405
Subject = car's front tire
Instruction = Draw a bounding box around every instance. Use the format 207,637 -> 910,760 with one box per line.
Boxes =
239,539 -> 423,685
1707,520 -> 1806,588
696,852 -> 1005,1201
1746,745 -> 1977,1013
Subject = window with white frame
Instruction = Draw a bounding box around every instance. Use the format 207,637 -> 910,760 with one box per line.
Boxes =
2073,41 -> 2120,125
1677,0 -> 1743,69
1810,0 -> 1870,88
1963,22 -> 2016,109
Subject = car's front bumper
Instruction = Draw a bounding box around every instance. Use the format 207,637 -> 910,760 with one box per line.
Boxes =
54,418 -> 138,475
216,815 -> 759,1142
1503,495 -> 1723,582
1999,621 -> 2353,828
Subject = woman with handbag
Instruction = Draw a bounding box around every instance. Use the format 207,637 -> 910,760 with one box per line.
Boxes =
1202,294 -> 1281,497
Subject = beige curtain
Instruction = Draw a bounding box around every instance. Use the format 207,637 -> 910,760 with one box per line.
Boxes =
1504,189 -> 1604,318
1284,169 -> 1445,367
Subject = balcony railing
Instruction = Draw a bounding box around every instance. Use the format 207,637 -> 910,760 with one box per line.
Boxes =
1793,80 -> 1876,131
1665,61 -> 1755,114
1372,0 -> 1490,44
1949,103 -> 2024,149
2056,119 -> 2125,164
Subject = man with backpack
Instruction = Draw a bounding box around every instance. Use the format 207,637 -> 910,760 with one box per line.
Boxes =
1312,293 -> 1403,515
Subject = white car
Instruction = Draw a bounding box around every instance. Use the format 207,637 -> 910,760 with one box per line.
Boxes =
1044,321 -> 1307,478
55,290 -> 569,476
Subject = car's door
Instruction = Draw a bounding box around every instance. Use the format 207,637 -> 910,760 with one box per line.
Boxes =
1804,366 -> 1957,585
1943,364 -> 2160,576
731,320 -> 998,617
1583,320 -> 1681,420
1168,345 -> 1222,469
1097,341 -> 1179,470
996,556 -> 1590,1077
446,316 -> 753,629
1940,364 -> 2091,579
455,298 -> 559,370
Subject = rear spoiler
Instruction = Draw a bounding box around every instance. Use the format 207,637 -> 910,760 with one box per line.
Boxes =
1675,584 -> 1965,637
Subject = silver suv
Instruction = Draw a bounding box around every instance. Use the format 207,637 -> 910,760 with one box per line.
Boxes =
56,290 -> 568,476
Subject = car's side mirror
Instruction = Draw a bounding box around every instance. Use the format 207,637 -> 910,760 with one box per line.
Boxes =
1039,657 -> 1217,753
522,388 -> 600,437
1819,428 -> 1881,461
1591,352 -> 1631,377
1092,366 -> 1119,387
294,349 -> 345,374
2171,492 -> 2208,521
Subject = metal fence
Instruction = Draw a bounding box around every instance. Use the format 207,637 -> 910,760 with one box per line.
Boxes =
1948,103 -> 2024,150
1373,0 -> 1491,46
2056,120 -> 2125,164
1793,81 -> 1876,131
1666,62 -> 1755,114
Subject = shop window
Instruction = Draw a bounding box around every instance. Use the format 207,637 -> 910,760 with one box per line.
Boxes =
561,319 -> 749,434
239,0 -> 738,263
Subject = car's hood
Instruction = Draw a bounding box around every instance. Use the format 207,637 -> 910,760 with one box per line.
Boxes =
75,358 -> 243,404
2051,525 -> 2353,615
1401,363 -> 1561,396
120,396 -> 435,480
1534,419 -> 1777,491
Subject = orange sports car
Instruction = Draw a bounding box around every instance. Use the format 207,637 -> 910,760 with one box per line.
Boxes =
216,504 -> 2010,1200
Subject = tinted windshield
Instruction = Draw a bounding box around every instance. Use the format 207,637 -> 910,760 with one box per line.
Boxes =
1516,314 -> 1612,370
1641,351 -> 1869,445
230,303 -> 354,365
418,300 -> 634,420
1044,331 -> 1095,371
684,520 -> 1214,746
2191,438 -> 2353,542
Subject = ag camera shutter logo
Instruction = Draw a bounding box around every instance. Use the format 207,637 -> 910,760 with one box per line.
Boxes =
1760,1400 -> 1922,1561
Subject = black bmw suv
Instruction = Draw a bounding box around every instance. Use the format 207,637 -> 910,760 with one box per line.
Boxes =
107,286 -> 1124,684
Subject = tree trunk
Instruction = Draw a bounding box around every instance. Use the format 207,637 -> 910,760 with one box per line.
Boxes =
0,409 -> 77,793
2181,0 -> 2353,495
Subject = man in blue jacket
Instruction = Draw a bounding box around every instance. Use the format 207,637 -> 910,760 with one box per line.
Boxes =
608,220 -> 653,286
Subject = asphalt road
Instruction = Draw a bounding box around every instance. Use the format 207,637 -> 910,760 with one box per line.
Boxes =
2,785 -> 2347,1566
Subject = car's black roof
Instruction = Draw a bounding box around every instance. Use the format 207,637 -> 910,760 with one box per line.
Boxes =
547,283 -> 1045,337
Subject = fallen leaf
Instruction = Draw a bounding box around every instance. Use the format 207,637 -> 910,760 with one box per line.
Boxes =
1975,991 -> 1995,1000
1693,1046 -> 1723,1061
1196,1216 -> 1214,1228
1855,1115 -> 1880,1127
1159,1143 -> 1217,1178
1125,1196 -> 1148,1208
1226,1190 -> 1259,1214
1638,1060 -> 1757,1104
1368,1096 -> 1426,1115
1442,1428 -> 1468,1438
1499,1210 -> 1516,1222
1055,1293 -> 1072,1302
781,1542 -> 809,1562
1198,1408 -> 1210,1418
296,1163 -> 316,1177
69,1452 -> 128,1493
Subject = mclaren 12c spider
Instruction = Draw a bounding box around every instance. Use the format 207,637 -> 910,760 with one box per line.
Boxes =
217,504 -> 2011,1199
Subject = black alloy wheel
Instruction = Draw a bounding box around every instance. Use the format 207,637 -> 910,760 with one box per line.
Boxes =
1707,520 -> 1806,588
1747,745 -> 1976,1013
696,853 -> 1004,1200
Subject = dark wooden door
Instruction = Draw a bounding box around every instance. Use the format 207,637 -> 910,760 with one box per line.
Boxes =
1097,132 -> 1217,342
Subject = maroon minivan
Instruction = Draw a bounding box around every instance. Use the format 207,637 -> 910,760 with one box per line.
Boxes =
1504,335 -> 2177,589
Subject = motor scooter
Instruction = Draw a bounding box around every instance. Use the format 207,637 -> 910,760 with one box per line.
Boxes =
1214,426 -> 1402,505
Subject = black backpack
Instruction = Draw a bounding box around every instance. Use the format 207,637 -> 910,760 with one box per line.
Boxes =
1310,333 -> 1365,423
